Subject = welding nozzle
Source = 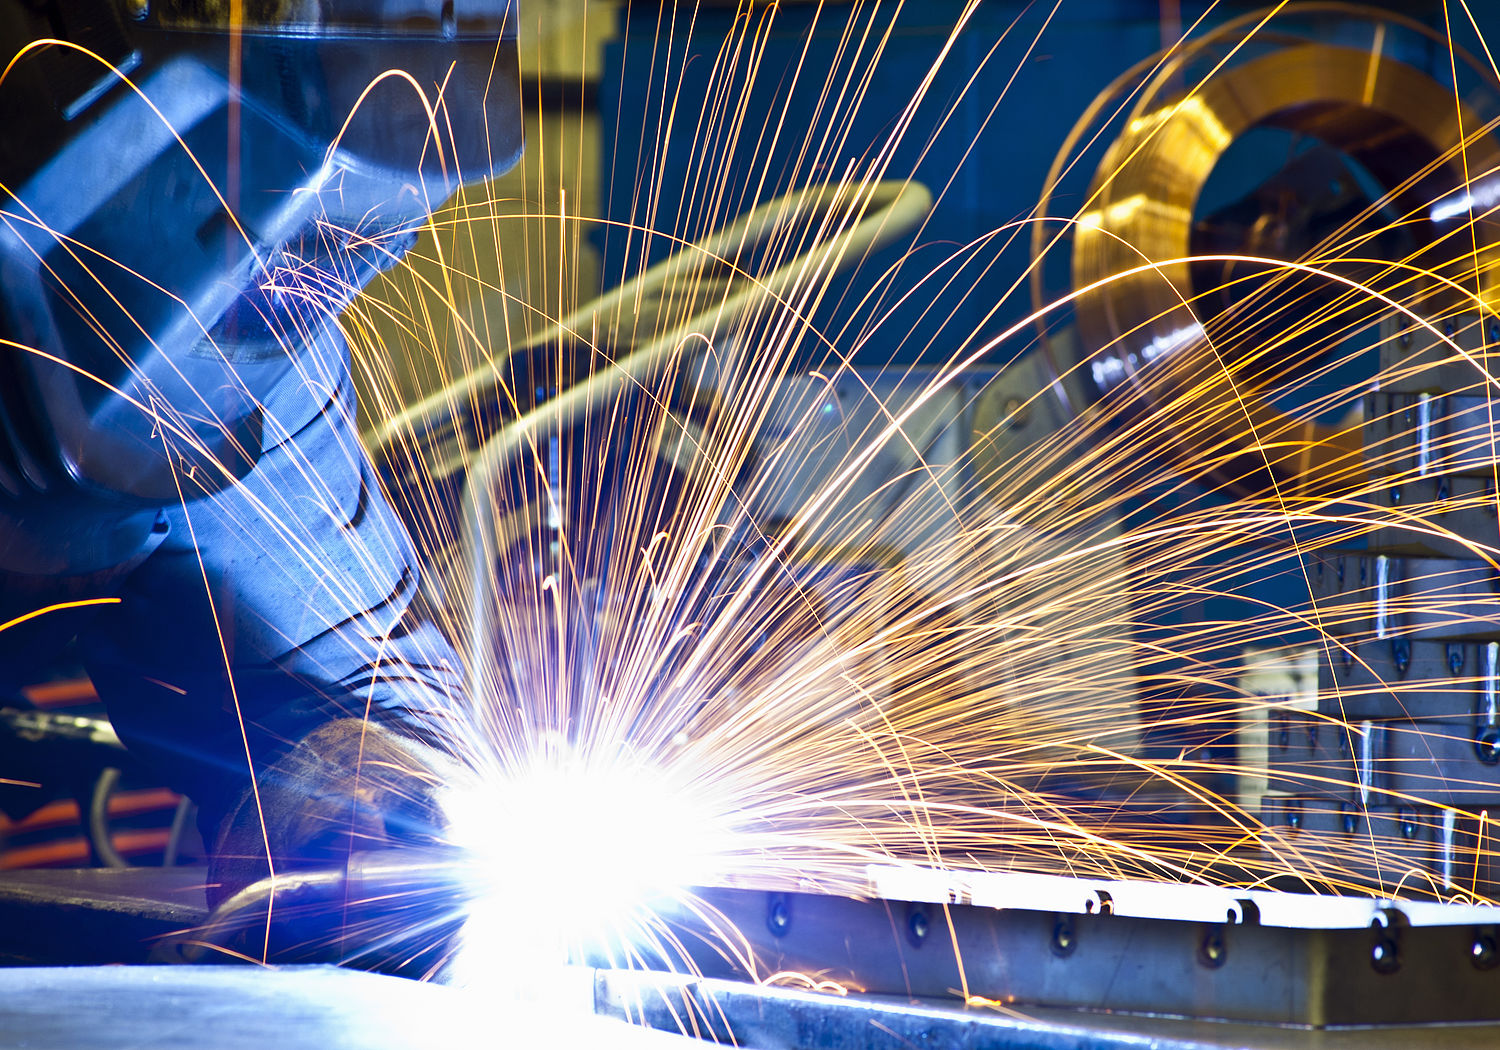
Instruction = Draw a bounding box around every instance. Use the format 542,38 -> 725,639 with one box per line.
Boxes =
158,847 -> 477,976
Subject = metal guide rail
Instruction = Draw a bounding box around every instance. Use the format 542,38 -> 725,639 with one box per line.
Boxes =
634,866 -> 1500,1029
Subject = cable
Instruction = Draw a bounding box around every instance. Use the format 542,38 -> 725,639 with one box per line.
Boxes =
163,795 -> 194,866
88,766 -> 129,869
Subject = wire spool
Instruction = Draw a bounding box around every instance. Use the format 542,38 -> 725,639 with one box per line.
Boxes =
1038,5 -> 1500,497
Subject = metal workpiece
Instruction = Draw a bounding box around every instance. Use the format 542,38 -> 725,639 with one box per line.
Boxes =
1362,476 -> 1499,559
594,968 -> 1500,1050
1306,553 -> 1500,641
0,851 -> 475,971
1262,712 -> 1500,804
12,861 -> 1500,1034
0,865 -> 208,966
1315,637 -> 1490,722
1258,795 -> 1500,900
632,881 -> 1500,1028
1363,390 -> 1500,481
1377,313 -> 1499,397
1361,313 -> 1500,557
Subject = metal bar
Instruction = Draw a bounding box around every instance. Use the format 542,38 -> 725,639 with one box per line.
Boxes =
593,967 -> 1500,1049
629,880 -> 1500,1026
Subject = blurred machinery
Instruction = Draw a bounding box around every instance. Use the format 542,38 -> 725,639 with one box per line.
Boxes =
1272,313 -> 1500,900
0,0 -> 519,666
1043,6 -> 1500,905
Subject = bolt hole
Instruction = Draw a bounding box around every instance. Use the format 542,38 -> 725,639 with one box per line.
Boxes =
1050,917 -> 1077,958
1371,937 -> 1401,975
1198,928 -> 1227,969
1476,729 -> 1500,766
906,908 -> 929,948
1472,932 -> 1498,970
766,895 -> 791,937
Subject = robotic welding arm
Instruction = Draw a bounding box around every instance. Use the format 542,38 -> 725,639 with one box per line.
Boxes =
0,0 -> 518,619
0,1 -> 520,889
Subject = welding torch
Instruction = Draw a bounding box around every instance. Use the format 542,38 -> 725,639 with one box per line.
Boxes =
156,846 -> 479,978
